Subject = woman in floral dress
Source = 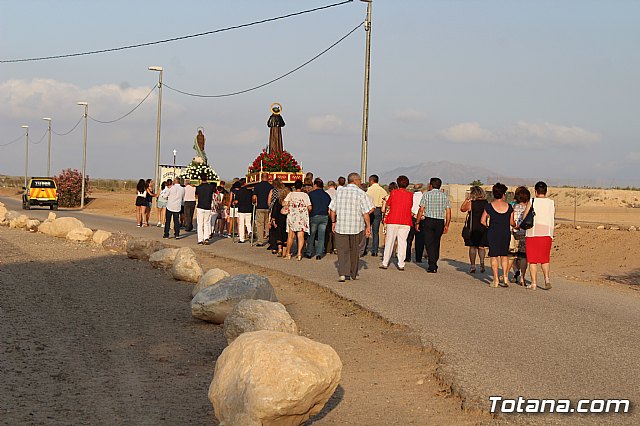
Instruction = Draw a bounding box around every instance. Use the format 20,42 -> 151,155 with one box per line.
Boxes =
283,180 -> 312,260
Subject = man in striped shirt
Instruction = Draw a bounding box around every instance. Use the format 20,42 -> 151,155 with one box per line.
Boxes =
329,172 -> 374,282
416,177 -> 451,273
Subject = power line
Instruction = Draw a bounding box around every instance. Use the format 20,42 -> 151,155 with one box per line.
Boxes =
164,21 -> 364,98
0,134 -> 24,147
52,116 -> 83,136
1,0 -> 354,63
30,129 -> 48,145
89,84 -> 157,124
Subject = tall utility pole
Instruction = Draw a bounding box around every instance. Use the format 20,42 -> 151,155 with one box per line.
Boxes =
77,102 -> 88,209
43,117 -> 52,176
21,125 -> 29,188
360,0 -> 373,180
149,66 -> 163,193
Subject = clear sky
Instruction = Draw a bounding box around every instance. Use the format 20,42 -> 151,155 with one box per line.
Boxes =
1,0 -> 639,186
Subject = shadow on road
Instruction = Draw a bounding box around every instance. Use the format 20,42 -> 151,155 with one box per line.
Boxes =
604,269 -> 640,287
443,258 -> 493,286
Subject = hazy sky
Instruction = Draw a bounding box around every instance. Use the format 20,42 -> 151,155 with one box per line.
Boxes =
1,0 -> 639,185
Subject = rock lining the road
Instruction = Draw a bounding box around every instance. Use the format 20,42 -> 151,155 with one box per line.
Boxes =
223,299 -> 298,344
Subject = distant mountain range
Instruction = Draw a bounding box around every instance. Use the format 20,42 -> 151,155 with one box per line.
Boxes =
379,161 -> 518,186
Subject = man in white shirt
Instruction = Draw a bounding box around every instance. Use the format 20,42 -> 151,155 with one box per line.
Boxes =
163,179 -> 185,239
405,183 -> 426,262
183,180 -> 197,232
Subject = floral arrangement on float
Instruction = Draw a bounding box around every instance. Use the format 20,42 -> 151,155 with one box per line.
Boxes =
181,156 -> 220,182
248,150 -> 301,173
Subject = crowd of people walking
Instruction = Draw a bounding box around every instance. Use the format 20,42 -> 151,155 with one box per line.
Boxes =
134,172 -> 554,289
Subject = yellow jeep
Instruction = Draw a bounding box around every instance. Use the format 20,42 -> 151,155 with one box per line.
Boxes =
22,177 -> 58,210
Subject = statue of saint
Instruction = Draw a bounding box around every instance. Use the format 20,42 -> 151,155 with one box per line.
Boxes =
267,103 -> 285,154
193,129 -> 207,164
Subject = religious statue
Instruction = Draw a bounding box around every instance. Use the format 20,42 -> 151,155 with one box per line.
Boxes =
267,103 -> 285,154
193,128 -> 207,164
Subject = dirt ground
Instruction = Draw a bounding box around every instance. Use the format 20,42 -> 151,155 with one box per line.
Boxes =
0,226 -> 491,425
3,185 -> 637,287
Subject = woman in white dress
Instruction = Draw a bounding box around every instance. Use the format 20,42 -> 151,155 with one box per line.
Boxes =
283,180 -> 312,260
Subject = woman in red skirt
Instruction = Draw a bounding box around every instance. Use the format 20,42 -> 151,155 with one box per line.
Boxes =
525,181 -> 555,290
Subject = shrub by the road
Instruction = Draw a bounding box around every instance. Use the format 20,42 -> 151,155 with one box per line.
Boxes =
55,169 -> 90,207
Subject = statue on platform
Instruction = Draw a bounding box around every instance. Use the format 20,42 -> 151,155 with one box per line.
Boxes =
193,128 -> 207,164
267,103 -> 285,154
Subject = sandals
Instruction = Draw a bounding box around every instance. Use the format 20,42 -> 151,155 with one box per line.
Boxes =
469,266 -> 476,274
526,283 -> 537,290
296,255 -> 302,261
490,279 -> 499,288
480,265 -> 486,273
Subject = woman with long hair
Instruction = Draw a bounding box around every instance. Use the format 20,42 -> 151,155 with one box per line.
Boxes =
144,179 -> 157,227
283,180 -> 312,260
268,179 -> 285,253
156,181 -> 168,227
135,179 -> 147,227
269,185 -> 289,256
460,186 -> 489,273
509,186 -> 530,287
481,183 -> 513,288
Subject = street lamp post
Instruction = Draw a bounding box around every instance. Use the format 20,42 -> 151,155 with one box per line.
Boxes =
360,0 -> 373,180
21,125 -> 29,188
173,149 -> 177,179
149,66 -> 163,193
42,117 -> 52,176
77,102 -> 88,209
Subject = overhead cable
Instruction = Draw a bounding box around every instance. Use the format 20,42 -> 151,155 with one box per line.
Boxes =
0,0 -> 354,63
0,134 -> 24,147
164,21 -> 364,98
52,116 -> 83,136
30,129 -> 48,144
89,84 -> 157,124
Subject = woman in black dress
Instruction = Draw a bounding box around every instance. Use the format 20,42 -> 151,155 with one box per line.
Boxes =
269,187 -> 289,256
460,186 -> 489,274
481,183 -> 513,288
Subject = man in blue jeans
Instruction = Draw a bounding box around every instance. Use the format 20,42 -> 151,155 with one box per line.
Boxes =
306,178 -> 332,260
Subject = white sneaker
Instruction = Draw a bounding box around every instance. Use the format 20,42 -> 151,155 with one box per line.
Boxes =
338,276 -> 346,282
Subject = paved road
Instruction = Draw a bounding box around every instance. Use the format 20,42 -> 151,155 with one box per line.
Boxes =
5,197 -> 640,424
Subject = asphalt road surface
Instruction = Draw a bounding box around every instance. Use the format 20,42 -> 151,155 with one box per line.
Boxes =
4,197 -> 640,424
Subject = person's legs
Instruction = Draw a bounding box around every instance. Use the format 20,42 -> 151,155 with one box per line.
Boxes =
239,213 -> 251,242
359,229 -> 367,256
145,203 -> 151,225
381,224 -> 397,267
285,230 -> 295,258
423,218 -> 436,269
255,209 -> 267,244
370,208 -> 382,255
490,257 -> 500,286
529,263 -> 538,287
296,231 -> 305,257
396,225 -> 410,268
163,210 -> 172,237
196,208 -> 204,242
469,246 -> 478,270
160,207 -> 166,226
325,216 -> 334,254
478,247 -> 486,271
415,219 -> 426,262
315,216 -> 328,257
501,255 -> 510,286
172,211 -> 180,238
519,256 -> 528,285
541,263 -> 551,288
136,205 -> 142,226
406,218 -> 416,261
335,233 -> 351,277
306,216 -> 319,257
197,209 -> 211,242
351,231 -> 364,278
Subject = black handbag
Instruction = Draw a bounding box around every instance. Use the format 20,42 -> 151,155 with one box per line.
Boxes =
519,199 -> 535,230
461,211 -> 472,242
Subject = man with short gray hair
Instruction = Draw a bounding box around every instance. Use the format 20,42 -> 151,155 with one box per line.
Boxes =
329,173 -> 374,282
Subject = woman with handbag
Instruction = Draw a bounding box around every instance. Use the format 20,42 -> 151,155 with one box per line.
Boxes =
525,181 -> 555,290
508,186 -> 530,287
460,186 -> 489,273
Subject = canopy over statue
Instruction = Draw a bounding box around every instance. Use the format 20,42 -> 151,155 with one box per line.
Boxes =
267,103 -> 285,154
193,128 -> 207,164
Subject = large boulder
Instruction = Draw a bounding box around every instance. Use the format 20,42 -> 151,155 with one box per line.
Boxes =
149,248 -> 179,269
223,300 -> 298,344
9,214 -> 29,229
46,212 -> 56,222
26,219 -> 40,232
67,227 -> 94,242
38,221 -> 53,235
171,247 -> 203,283
191,274 -> 278,324
48,216 -> 85,238
102,232 -> 131,253
92,230 -> 112,245
126,238 -> 165,260
0,205 -> 7,222
209,331 -> 342,426
5,210 -> 19,222
192,268 -> 230,297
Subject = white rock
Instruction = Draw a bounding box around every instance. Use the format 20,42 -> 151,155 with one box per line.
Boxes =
48,216 -> 85,238
66,227 -> 94,242
92,230 -> 112,245
224,300 -> 298,344
610,226 -> 620,231
38,221 -> 53,235
628,226 -> 637,232
596,225 -> 606,230
191,274 -> 278,324
0,205 -> 7,222
149,248 -> 179,269
575,225 -> 581,230
26,219 -> 40,232
6,210 -> 19,222
192,268 -> 230,297
126,238 -> 166,260
171,247 -> 203,283
47,212 -> 56,222
9,214 -> 29,229
209,331 -> 342,426
554,224 -> 561,229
